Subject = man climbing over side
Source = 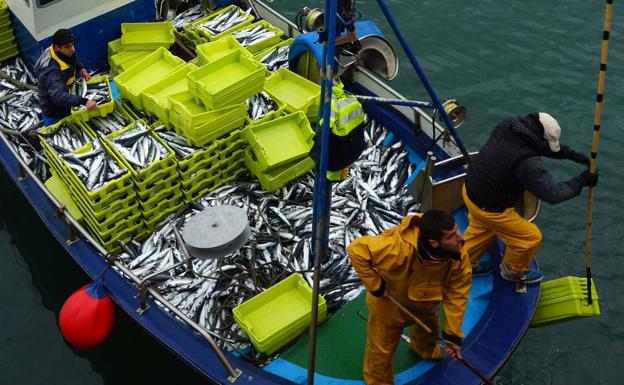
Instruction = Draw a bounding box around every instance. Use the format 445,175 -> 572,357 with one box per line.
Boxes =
463,112 -> 599,283
35,28 -> 97,126
348,209 -> 472,385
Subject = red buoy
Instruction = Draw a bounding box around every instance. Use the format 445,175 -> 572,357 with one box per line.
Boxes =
58,279 -> 115,349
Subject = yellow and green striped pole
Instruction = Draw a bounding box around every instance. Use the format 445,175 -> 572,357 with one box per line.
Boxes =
586,0 -> 614,305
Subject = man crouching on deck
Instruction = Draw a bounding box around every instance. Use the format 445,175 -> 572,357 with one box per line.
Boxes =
348,209 -> 472,385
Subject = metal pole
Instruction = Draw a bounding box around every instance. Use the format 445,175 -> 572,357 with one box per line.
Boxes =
374,0 -> 471,163
352,94 -> 435,109
585,0 -> 614,304
307,0 -> 339,384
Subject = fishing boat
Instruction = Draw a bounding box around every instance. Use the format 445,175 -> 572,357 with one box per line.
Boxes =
0,0 -> 542,384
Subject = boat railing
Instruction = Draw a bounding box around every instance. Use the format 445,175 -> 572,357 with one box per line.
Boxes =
0,131 -> 243,383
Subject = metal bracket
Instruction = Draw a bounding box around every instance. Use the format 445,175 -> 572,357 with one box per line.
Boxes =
515,282 -> 527,294
227,368 -> 243,383
136,284 -> 151,314
66,222 -> 79,245
18,163 -> 29,181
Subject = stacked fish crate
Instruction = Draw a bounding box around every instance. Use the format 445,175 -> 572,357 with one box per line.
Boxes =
105,122 -> 184,231
0,0 -> 18,62
108,21 -> 175,78
38,118 -> 143,251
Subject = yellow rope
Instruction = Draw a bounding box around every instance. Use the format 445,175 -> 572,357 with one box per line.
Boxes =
585,0 -> 614,304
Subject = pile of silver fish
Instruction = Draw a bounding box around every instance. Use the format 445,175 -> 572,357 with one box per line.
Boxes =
42,121 -> 92,152
72,80 -> 111,110
60,138 -> 127,191
83,108 -> 131,135
110,124 -> 169,171
258,44 -> 289,71
170,4 -> 208,29
233,24 -> 276,48
245,91 -> 278,121
197,7 -> 252,36
0,58 -> 46,179
115,120 -> 419,353
155,129 -> 199,160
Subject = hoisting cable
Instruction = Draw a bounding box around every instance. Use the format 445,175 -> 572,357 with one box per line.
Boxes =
585,0 -> 614,304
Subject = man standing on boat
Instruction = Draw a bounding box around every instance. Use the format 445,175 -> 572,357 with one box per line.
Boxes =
34,28 -> 97,126
463,112 -> 598,283
348,209 -> 471,385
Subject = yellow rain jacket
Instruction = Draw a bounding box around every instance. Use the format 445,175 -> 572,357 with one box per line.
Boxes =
348,214 -> 472,385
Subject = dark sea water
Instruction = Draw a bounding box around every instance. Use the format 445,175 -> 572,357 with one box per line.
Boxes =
2,1 -> 623,384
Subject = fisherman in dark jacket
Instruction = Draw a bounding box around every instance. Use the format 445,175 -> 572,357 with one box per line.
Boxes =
34,29 -> 97,126
462,112 -> 598,283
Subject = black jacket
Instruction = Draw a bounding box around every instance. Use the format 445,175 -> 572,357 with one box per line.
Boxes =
34,47 -> 87,118
466,113 -> 585,210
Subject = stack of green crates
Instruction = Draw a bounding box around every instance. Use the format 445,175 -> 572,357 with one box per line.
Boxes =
195,35 -> 251,65
115,47 -> 186,109
233,273 -> 327,355
121,22 -> 175,51
216,128 -> 247,185
141,63 -> 198,126
264,67 -> 321,123
105,124 -> 184,231
167,91 -> 246,147
187,50 -> 265,110
0,0 -> 18,62
39,118 -> 143,252
243,112 -> 315,192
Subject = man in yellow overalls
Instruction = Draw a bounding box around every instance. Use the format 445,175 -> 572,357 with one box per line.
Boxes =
348,209 -> 472,385
463,113 -> 598,283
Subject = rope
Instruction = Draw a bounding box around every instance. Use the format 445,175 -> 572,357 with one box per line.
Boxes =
585,0 -> 614,305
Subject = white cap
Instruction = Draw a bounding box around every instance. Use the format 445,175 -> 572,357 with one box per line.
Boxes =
538,112 -> 561,152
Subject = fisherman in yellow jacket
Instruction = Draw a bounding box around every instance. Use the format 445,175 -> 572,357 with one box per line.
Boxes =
348,209 -> 472,385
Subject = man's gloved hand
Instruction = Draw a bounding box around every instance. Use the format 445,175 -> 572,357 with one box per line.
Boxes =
569,151 -> 590,165
580,170 -> 599,187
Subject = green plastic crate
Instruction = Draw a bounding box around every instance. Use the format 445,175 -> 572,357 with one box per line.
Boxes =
243,111 -> 314,173
0,19 -> 12,34
230,20 -> 284,55
0,28 -> 14,42
141,63 -> 198,124
109,50 -> 152,76
135,172 -> 180,201
253,38 -> 293,62
244,92 -> 285,126
195,35 -> 252,65
168,91 -> 244,133
0,41 -> 17,62
121,22 -> 175,51
179,162 -> 221,189
90,217 -> 145,253
82,100 -> 135,136
0,12 -> 8,25
182,174 -> 223,203
143,196 -> 185,231
192,5 -> 254,42
187,50 -> 265,109
67,183 -> 139,230
107,38 -> 123,57
215,127 -> 244,149
140,185 -> 183,213
179,103 -> 246,147
114,47 -> 185,109
176,141 -> 219,176
71,75 -> 115,121
244,148 -> 314,192
220,158 -> 247,182
264,67 -> 321,120
233,273 -> 327,355
531,277 -> 601,327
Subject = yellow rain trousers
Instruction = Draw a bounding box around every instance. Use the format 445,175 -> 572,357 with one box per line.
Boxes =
348,214 -> 472,385
462,184 -> 542,272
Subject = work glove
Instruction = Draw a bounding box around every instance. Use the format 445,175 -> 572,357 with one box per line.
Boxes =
580,170 -> 599,188
568,151 -> 590,165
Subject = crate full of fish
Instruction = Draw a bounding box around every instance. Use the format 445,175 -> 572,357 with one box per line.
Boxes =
105,122 -> 180,193
120,21 -> 175,51
169,4 -> 208,30
82,100 -> 135,136
115,47 -> 186,109
41,135 -> 137,215
192,5 -> 254,42
70,75 -> 114,121
264,67 -> 321,122
38,118 -> 95,177
244,91 -> 284,126
254,38 -> 292,72
195,35 -> 252,65
186,50 -> 265,110
230,20 -> 284,55
233,273 -> 327,355
141,63 -> 198,126
154,130 -> 220,178
243,111 -> 314,173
